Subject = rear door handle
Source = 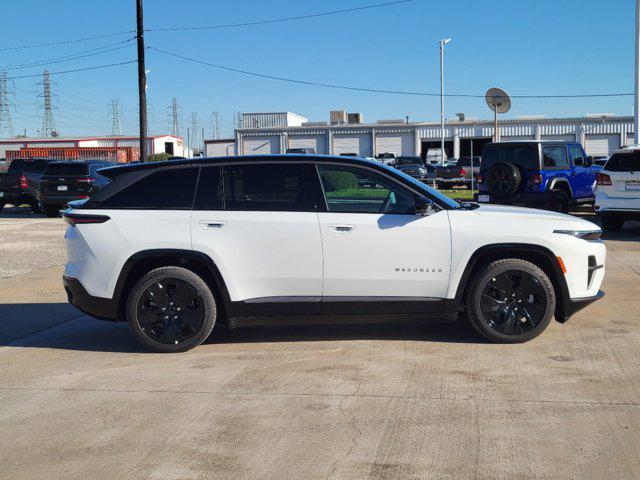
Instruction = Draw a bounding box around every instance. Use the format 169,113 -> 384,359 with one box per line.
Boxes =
328,224 -> 355,233
199,221 -> 227,229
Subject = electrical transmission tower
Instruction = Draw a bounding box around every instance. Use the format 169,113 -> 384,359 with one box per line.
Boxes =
0,71 -> 15,138
108,99 -> 123,136
210,112 -> 220,139
37,70 -> 58,137
167,98 -> 181,136
190,112 -> 200,152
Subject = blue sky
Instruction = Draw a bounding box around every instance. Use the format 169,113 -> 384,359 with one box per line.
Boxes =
1,0 -> 636,138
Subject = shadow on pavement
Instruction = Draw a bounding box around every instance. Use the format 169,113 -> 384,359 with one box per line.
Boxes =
0,206 -> 46,219
0,302 -> 484,352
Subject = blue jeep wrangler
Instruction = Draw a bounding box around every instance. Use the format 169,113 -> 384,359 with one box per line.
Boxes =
476,141 -> 595,212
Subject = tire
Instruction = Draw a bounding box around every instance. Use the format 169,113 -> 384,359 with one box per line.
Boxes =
126,266 -> 217,353
436,181 -> 449,190
43,206 -> 60,218
30,202 -> 42,214
465,258 -> 556,343
486,162 -> 522,197
600,215 -> 624,232
0,202 -> 5,213
551,189 -> 570,213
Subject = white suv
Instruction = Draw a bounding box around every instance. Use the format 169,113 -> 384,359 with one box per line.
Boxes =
595,145 -> 640,230
63,155 -> 606,352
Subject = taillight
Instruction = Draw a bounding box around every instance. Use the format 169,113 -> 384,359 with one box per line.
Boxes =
19,174 -> 27,190
63,213 -> 110,226
76,177 -> 95,183
529,174 -> 543,185
477,174 -> 484,184
459,167 -> 466,176
596,173 -> 612,186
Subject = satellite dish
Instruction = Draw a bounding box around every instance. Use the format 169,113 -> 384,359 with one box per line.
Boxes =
485,88 -> 511,142
485,88 -> 511,113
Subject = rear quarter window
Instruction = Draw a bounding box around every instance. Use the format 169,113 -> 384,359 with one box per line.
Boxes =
605,151 -> 640,172
23,159 -> 52,173
7,159 -> 24,173
97,167 -> 199,209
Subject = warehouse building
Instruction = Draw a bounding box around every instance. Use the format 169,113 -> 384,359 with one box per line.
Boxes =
0,134 -> 185,162
232,112 -> 634,159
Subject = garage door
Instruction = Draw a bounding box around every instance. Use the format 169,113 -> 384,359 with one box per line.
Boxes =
288,135 -> 327,154
375,133 -> 414,156
541,134 -> 576,142
243,136 -> 280,155
585,134 -> 621,157
502,135 -> 535,141
333,134 -> 372,157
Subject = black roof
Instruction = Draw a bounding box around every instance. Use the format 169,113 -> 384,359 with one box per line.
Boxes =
98,154 -> 383,179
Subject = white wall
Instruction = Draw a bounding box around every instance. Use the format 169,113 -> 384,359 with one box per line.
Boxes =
206,140 -> 235,157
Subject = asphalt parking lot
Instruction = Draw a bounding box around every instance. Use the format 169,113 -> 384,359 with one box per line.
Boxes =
1,207 -> 640,479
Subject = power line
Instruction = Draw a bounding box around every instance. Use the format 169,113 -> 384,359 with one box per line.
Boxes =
146,0 -> 416,32
0,31 -> 135,52
151,46 -> 635,99
5,61 -> 137,80
0,39 -> 135,71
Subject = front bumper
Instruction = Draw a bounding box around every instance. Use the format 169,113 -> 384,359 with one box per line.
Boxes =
559,290 -> 605,322
63,275 -> 118,321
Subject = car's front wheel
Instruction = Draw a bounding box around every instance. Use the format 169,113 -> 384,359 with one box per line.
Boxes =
126,266 -> 217,353
465,258 -> 555,343
600,215 -> 624,232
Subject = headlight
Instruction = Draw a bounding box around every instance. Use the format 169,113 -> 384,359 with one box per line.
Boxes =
418,168 -> 427,175
554,229 -> 602,240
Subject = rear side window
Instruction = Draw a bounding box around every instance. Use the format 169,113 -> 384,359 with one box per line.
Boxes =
223,163 -> 309,211
482,144 -> 539,170
23,159 -> 51,173
542,146 -> 569,169
98,167 -> 199,209
605,152 -> 640,172
44,163 -> 89,176
194,166 -> 222,210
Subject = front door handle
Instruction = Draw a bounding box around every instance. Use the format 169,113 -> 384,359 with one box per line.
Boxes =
328,224 -> 355,233
199,220 -> 227,229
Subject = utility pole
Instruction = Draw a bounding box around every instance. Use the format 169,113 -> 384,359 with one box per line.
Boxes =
136,0 -> 148,162
439,38 -> 451,166
0,71 -> 15,138
633,0 -> 640,145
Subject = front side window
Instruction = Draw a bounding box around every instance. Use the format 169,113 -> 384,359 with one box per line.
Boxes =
223,163 -> 309,211
569,146 -> 585,167
98,167 -> 199,209
317,164 -> 416,214
542,146 -> 569,169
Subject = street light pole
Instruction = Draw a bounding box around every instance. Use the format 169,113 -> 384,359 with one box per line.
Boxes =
136,0 -> 148,163
635,0 -> 640,144
439,38 -> 451,166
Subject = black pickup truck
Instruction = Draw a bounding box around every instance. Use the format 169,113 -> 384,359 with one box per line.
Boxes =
434,156 -> 481,189
0,158 -> 56,213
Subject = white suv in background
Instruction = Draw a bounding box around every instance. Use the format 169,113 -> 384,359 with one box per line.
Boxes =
595,145 -> 640,230
63,155 -> 606,352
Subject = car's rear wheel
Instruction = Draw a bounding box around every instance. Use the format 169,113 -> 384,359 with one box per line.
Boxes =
43,206 -> 59,218
126,266 -> 217,353
436,181 -> 448,190
30,201 -> 42,214
465,258 -> 555,343
600,215 -> 624,232
551,189 -> 570,213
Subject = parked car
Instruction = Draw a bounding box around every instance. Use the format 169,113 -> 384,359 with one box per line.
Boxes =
339,152 -> 359,157
394,156 -> 435,182
63,154 -> 605,352
594,146 -> 640,230
476,141 -> 595,213
589,156 -> 609,172
434,156 -> 480,189
37,160 -> 114,217
286,148 -> 316,155
375,152 -> 396,166
0,158 -> 56,213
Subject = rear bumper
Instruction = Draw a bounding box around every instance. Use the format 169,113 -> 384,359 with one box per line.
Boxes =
38,194 -> 88,206
559,290 -> 605,322
63,275 -> 118,321
475,191 -> 556,208
595,192 -> 640,216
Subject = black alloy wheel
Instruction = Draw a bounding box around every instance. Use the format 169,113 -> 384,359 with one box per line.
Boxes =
479,270 -> 546,335
465,258 -> 555,343
487,163 -> 522,197
127,266 -> 217,352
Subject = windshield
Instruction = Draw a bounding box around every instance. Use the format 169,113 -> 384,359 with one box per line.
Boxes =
482,143 -> 539,171
605,151 -> 640,172
44,162 -> 89,176
376,162 -> 460,209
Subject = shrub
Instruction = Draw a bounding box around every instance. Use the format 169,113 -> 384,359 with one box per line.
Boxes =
322,170 -> 357,192
147,153 -> 172,162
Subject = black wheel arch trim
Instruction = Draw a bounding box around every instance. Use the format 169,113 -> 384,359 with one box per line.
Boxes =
112,249 -> 231,321
445,243 -> 574,322
546,178 -> 574,197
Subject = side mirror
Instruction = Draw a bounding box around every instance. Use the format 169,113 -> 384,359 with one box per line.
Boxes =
414,197 -> 433,216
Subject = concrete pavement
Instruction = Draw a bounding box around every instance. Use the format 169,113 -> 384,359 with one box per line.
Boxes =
0,221 -> 640,479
